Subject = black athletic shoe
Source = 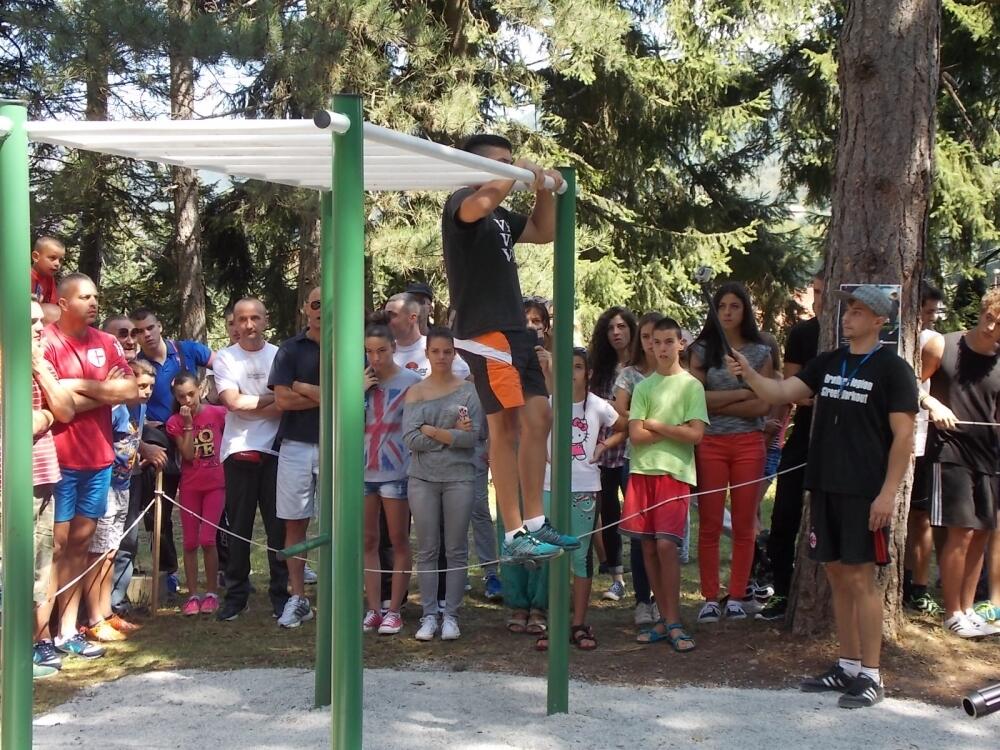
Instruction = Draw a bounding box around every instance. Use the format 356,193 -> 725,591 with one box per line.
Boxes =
838,674 -> 885,709
755,595 -> 787,621
216,600 -> 249,622
800,664 -> 854,693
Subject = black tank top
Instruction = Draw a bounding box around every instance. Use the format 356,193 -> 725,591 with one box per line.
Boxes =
927,331 -> 1000,473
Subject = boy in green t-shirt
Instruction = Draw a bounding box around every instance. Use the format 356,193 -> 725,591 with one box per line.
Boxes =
620,317 -> 709,651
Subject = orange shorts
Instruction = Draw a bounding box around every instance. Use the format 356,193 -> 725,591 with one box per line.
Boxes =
456,329 -> 548,415
619,473 -> 690,545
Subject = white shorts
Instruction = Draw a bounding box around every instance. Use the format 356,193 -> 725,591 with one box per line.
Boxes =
276,439 -> 319,520
90,486 -> 129,554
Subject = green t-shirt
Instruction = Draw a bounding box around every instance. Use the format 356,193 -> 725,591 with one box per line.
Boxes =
628,370 -> 709,485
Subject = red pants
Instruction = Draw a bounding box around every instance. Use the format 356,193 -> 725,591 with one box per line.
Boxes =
695,432 -> 765,602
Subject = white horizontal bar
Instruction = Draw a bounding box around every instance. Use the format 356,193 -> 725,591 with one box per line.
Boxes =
27,118 -> 333,137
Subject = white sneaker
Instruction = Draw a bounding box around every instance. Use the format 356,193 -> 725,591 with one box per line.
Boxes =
651,601 -> 660,622
698,601 -> 722,624
440,615 -> 461,641
303,564 -> 318,585
414,615 -> 439,641
740,595 -> 764,616
634,602 -> 654,627
724,599 -> 747,620
945,612 -> 985,638
965,609 -> 1000,636
277,595 -> 314,629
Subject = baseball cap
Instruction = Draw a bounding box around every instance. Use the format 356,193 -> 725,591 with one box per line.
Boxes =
831,285 -> 894,319
405,282 -> 434,301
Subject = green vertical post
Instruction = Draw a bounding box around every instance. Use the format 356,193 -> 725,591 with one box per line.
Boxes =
547,167 -> 576,716
330,94 -> 365,750
314,190 -> 335,708
0,100 -> 35,749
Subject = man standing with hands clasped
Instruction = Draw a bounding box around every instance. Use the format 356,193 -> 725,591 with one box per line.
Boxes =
727,284 -> 918,709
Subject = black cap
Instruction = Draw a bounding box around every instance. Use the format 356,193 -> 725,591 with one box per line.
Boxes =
405,282 -> 434,301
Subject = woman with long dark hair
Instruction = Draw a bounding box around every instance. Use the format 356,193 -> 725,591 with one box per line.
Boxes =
689,283 -> 774,623
588,306 -> 637,601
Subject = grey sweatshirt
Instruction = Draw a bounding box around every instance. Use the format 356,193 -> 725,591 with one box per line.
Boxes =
402,381 -> 484,483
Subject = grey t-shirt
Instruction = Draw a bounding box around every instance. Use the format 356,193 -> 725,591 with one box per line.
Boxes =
691,340 -> 772,435
402,382 -> 484,483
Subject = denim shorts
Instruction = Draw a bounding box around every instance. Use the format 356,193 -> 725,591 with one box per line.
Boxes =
54,466 -> 113,522
364,479 -> 408,499
764,446 -> 782,478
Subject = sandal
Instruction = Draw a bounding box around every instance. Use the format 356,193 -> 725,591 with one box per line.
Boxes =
570,624 -> 597,650
506,609 -> 529,634
535,633 -> 548,652
639,620 -> 695,652
526,610 -> 547,635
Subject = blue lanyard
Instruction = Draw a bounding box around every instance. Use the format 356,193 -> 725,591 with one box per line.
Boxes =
838,344 -> 881,399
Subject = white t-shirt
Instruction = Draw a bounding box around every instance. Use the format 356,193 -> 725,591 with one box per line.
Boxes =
544,396 -> 620,493
915,328 -> 938,457
393,335 -> 471,380
213,342 -> 281,459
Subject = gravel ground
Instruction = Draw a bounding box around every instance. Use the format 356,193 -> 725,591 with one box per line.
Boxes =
34,667 -> 995,749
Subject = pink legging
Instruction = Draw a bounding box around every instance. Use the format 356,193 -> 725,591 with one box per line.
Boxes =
178,484 -> 225,552
695,432 -> 766,602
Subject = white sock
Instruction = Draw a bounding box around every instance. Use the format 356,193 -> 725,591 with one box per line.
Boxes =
524,515 -> 546,533
860,665 -> 881,685
838,658 -> 861,677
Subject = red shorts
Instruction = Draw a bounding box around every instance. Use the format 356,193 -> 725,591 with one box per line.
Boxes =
619,473 -> 689,545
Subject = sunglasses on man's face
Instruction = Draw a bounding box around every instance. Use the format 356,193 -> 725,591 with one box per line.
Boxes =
115,328 -> 136,339
309,300 -> 321,311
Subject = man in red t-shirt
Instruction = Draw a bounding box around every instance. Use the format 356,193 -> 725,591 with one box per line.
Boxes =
43,273 -> 136,659
29,297 -> 77,676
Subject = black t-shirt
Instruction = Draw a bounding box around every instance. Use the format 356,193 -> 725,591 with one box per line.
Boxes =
782,317 -> 820,454
796,346 -> 918,498
927,331 -> 1000,474
442,187 -> 529,338
267,330 -> 320,445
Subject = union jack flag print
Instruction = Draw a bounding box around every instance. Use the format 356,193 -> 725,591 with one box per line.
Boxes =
365,385 -> 409,473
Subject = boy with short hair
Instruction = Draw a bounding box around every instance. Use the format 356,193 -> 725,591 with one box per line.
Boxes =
620,317 -> 708,652
31,236 -> 65,305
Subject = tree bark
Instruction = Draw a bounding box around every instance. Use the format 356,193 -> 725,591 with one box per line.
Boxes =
78,32 -> 109,285
790,0 -> 940,638
170,0 -> 206,342
297,209 -> 321,314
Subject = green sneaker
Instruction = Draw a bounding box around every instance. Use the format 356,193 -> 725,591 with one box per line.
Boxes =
33,663 -> 59,680
910,591 -> 943,616
973,600 -> 999,623
500,531 -> 564,567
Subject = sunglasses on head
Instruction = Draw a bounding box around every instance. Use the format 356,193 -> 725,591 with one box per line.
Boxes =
309,300 -> 321,310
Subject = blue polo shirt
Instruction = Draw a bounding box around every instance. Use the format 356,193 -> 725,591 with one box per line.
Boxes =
139,339 -> 213,422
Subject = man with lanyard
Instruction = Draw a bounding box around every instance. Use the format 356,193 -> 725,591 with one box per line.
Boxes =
130,307 -> 214,591
268,287 -> 322,629
922,287 -> 1000,637
43,273 -> 137,659
442,133 -> 576,564
757,273 -> 823,621
213,298 -> 288,622
728,284 -> 917,709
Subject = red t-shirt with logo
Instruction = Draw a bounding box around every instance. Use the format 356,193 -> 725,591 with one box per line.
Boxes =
43,324 -> 130,470
31,267 -> 58,305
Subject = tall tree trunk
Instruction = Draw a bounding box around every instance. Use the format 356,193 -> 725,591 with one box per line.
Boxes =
170,0 -> 206,341
78,33 -> 108,285
790,0 -> 940,638
297,208 -> 321,314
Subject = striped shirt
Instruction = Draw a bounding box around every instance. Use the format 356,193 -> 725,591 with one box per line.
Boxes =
33,362 -> 62,487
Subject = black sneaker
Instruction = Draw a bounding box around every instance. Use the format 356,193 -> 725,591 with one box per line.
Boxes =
216,600 -> 249,622
33,640 -> 63,670
838,673 -> 885,709
800,664 -> 853,693
755,595 -> 787,621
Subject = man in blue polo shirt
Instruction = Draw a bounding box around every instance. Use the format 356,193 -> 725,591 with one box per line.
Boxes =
131,307 -> 214,589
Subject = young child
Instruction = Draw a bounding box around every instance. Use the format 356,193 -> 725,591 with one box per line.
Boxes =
31,236 -> 65,305
166,372 -> 227,616
538,348 -> 626,651
82,359 -> 155,642
620,317 -> 708,652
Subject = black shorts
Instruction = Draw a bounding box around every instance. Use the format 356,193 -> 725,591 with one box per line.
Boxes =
808,491 -> 890,566
909,456 -> 931,513
457,329 -> 548,415
930,462 -> 998,531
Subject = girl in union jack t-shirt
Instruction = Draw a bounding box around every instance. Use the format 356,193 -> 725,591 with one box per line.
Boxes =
361,324 -> 422,636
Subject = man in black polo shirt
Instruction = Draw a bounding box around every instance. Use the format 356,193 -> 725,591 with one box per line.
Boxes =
729,284 -> 918,709
442,134 -> 576,564
268,287 -> 321,629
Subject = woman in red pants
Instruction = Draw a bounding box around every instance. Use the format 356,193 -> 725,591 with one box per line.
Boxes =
689,283 -> 774,623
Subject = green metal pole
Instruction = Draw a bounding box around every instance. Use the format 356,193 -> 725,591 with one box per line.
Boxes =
314,190 -> 335,708
330,94 -> 365,750
0,100 -> 35,749
547,167 -> 576,716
